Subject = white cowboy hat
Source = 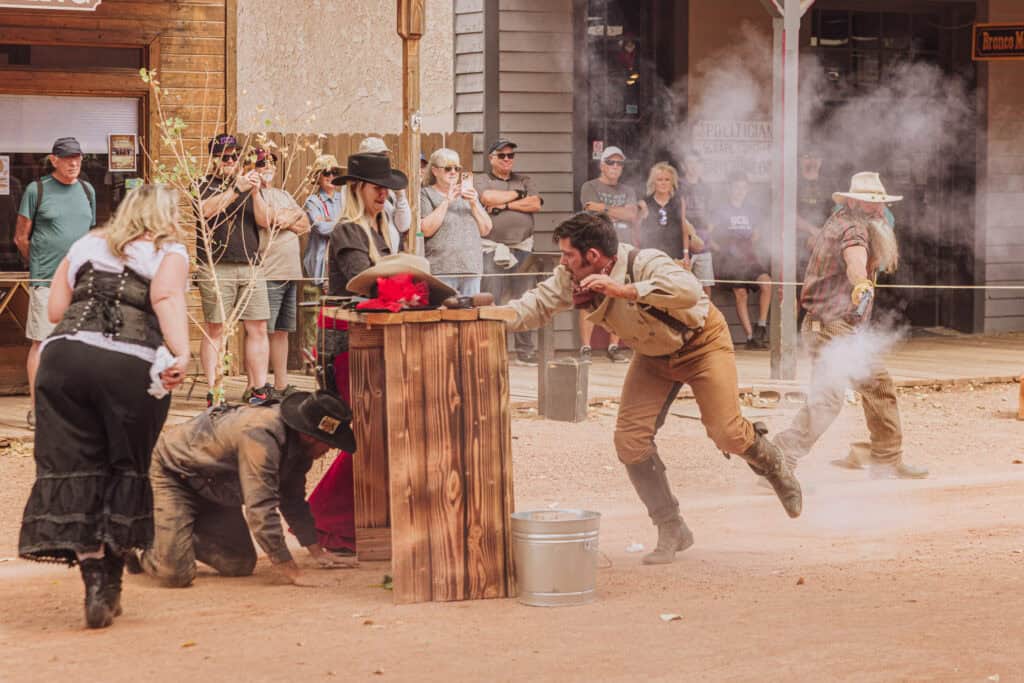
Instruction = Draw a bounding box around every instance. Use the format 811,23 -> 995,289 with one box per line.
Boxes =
833,172 -> 903,204
346,253 -> 456,305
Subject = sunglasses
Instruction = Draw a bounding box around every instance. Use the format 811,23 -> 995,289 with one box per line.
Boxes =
220,153 -> 239,162
255,159 -> 275,168
493,152 -> 516,160
603,159 -> 625,167
436,165 -> 462,173
320,169 -> 339,178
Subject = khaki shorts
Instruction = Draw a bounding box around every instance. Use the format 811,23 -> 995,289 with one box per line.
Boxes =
27,286 -> 56,342
196,263 -> 270,323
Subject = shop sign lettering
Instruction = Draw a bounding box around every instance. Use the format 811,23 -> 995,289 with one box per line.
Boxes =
973,24 -> 1024,61
692,120 -> 773,184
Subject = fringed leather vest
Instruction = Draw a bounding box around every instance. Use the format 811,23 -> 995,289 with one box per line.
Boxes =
51,262 -> 162,349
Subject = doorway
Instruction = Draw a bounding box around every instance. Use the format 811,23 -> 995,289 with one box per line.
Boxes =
802,2 -> 978,331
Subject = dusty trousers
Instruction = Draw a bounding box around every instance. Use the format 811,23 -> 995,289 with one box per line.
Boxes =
774,317 -> 903,465
613,305 -> 756,466
141,460 -> 258,587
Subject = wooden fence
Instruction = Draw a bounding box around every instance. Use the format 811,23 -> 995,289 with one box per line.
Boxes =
205,131 -> 473,379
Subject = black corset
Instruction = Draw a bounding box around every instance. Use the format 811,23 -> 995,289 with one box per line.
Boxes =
50,262 -> 163,349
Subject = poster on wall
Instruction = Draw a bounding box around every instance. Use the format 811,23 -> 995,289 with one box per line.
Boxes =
108,134 -> 137,172
0,155 -> 9,196
691,120 -> 773,184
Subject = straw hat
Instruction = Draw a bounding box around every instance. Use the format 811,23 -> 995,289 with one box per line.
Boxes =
833,172 -> 903,204
309,154 -> 343,183
346,253 -> 456,305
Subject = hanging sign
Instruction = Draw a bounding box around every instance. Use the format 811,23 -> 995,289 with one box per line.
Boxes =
692,120 -> 773,183
973,24 -> 1024,61
0,0 -> 101,9
108,134 -> 137,172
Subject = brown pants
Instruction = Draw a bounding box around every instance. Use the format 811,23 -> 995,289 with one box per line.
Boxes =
614,306 -> 756,465
774,317 -> 902,464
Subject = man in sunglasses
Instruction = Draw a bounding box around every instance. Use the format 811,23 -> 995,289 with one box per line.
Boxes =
578,146 -> 640,363
196,134 -> 273,406
477,138 -> 543,365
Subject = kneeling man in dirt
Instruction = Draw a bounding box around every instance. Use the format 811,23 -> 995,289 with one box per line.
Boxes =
127,392 -> 357,587
506,211 -> 802,565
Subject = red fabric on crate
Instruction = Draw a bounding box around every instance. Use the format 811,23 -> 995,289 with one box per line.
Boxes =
308,316 -> 356,552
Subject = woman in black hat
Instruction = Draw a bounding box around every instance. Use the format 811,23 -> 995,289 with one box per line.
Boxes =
308,152 -> 407,556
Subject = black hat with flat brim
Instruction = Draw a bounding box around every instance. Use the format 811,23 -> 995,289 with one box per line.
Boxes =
333,152 -> 408,191
280,391 -> 356,452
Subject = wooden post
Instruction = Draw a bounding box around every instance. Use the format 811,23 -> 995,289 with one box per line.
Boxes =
765,0 -> 814,380
398,0 -> 425,252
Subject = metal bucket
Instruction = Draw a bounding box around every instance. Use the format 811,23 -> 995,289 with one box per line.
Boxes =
511,509 -> 601,607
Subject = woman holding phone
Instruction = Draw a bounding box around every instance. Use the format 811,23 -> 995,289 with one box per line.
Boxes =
420,147 -> 492,295
18,184 -> 190,629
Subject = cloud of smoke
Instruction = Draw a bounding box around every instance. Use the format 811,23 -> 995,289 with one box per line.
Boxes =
808,316 -> 907,398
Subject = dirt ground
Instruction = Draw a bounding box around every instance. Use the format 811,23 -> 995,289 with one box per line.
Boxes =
1,382 -> 1023,682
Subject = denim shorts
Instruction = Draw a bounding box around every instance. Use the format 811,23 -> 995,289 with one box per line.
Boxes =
266,280 -> 297,333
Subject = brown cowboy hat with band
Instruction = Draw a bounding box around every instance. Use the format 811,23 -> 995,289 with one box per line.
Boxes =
346,253 -> 456,306
280,391 -> 356,452
332,153 -> 408,191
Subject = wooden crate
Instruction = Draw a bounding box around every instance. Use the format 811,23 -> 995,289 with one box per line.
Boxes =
341,307 -> 516,604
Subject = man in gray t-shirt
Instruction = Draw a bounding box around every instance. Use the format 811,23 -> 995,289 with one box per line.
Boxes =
577,146 -> 640,363
477,138 -> 543,364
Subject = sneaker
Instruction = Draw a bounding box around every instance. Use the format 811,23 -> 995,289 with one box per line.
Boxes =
579,345 -> 592,362
271,384 -> 299,400
515,350 -> 538,366
754,324 -> 770,348
245,384 -> 272,405
606,344 -> 629,363
745,337 -> 760,350
26,409 -> 34,430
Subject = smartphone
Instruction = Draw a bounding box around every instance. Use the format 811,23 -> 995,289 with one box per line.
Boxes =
461,172 -> 474,190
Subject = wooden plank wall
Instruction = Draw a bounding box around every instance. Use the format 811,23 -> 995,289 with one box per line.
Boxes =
498,0 -> 577,350
454,0 -> 486,170
982,0 -> 1024,333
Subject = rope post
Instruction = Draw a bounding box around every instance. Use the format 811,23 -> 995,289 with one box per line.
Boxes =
1018,374 -> 1024,421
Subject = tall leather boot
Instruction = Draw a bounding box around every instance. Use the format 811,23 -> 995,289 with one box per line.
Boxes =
625,454 -> 694,565
78,559 -> 113,629
103,549 -> 125,617
741,422 -> 803,518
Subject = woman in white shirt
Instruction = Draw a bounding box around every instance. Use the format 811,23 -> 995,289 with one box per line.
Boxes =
18,184 -> 190,629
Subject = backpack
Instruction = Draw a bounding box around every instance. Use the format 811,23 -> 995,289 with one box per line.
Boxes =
30,176 -> 95,225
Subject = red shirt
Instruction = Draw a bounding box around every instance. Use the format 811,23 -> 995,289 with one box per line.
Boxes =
800,207 -> 870,323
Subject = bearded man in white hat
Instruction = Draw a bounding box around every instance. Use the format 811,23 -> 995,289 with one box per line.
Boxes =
772,172 -> 928,479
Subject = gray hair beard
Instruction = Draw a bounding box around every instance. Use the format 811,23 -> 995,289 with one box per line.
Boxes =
867,218 -> 899,274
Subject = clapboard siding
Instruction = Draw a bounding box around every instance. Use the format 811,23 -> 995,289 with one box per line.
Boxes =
497,2 -> 576,348
454,0 -> 485,149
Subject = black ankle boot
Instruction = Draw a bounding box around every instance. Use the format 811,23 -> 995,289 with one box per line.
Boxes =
79,559 -> 113,629
103,551 -> 125,617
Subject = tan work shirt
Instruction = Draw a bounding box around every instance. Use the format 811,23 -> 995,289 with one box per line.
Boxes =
509,243 -> 710,357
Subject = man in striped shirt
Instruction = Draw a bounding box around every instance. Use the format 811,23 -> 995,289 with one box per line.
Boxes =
773,172 -> 928,480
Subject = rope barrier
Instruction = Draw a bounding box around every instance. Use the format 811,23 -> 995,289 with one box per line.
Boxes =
6,272 -> 1024,290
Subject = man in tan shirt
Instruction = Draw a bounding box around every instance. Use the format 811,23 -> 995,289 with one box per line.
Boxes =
506,212 -> 802,564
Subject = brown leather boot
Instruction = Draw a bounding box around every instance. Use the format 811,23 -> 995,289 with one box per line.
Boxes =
625,454 -> 694,564
103,549 -> 125,617
742,423 -> 803,518
642,518 -> 694,565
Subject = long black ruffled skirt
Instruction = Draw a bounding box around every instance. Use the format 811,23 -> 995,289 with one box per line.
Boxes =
19,338 -> 171,565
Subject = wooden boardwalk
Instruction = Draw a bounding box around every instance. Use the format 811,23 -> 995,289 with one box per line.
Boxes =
0,331 -> 1019,440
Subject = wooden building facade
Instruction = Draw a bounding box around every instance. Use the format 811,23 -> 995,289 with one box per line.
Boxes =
0,0 -> 234,392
